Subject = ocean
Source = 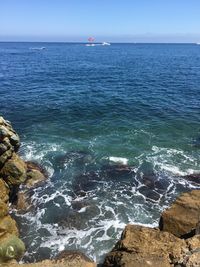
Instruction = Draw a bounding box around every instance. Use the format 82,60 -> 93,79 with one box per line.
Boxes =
0,42 -> 200,263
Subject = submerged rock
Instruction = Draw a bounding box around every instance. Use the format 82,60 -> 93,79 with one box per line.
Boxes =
101,163 -> 134,181
138,185 -> 160,202
72,171 -> 100,196
182,174 -> 200,185
159,190 -> 200,238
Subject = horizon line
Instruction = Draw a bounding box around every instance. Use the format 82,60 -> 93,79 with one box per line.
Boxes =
0,41 -> 198,44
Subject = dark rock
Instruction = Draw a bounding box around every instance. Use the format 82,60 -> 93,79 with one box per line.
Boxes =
101,164 -> 134,181
138,186 -> 160,201
59,205 -> 100,230
182,174 -> 200,185
72,171 -> 100,195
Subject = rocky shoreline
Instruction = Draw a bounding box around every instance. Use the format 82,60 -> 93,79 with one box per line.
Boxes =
0,116 -> 200,266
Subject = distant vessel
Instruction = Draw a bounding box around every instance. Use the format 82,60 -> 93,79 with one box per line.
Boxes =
102,42 -> 111,46
197,43 -> 200,45
85,37 -> 111,46
29,47 -> 46,50
86,37 -> 96,46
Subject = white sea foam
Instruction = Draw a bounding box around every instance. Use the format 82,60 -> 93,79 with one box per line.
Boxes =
146,146 -> 200,176
108,156 -> 128,165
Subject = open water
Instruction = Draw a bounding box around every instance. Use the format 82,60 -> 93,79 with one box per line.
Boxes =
0,42 -> 200,263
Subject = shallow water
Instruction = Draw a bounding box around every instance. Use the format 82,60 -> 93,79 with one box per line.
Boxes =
0,42 -> 200,263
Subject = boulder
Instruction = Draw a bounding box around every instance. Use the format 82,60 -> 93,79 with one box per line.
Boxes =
102,225 -> 186,267
0,153 -> 27,186
15,191 -> 32,212
0,233 -> 25,263
25,161 -> 48,189
159,190 -> 200,238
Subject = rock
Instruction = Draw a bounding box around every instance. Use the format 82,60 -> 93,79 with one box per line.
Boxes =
0,233 -> 25,263
101,164 -> 134,181
0,118 -> 20,152
54,250 -> 96,266
184,251 -> 200,267
104,252 -> 170,267
0,215 -> 19,236
25,161 -> 48,189
0,149 -> 13,168
15,191 -> 32,212
72,172 -> 100,195
102,224 -> 187,267
0,179 -> 9,203
0,200 -> 9,218
0,153 -> 27,186
182,174 -> 200,185
1,250 -> 96,267
59,204 -> 100,230
159,190 -> 200,238
26,169 -> 46,188
138,186 -> 160,202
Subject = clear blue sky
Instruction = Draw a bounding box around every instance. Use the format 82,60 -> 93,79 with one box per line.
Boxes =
0,0 -> 200,42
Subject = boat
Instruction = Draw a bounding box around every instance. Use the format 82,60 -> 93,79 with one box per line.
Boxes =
102,42 -> 111,46
85,37 -> 111,47
86,37 -> 96,46
197,43 -> 200,45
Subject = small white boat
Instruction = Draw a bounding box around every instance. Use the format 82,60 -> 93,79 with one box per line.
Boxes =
102,42 -> 111,46
197,43 -> 200,45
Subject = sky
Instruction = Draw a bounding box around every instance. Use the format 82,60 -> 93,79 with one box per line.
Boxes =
0,0 -> 200,43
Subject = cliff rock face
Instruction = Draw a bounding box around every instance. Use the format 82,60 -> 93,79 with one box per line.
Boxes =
0,177 -> 25,263
0,116 -> 48,263
160,190 -> 200,238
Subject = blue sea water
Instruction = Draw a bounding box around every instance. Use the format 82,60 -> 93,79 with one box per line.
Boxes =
0,42 -> 200,263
